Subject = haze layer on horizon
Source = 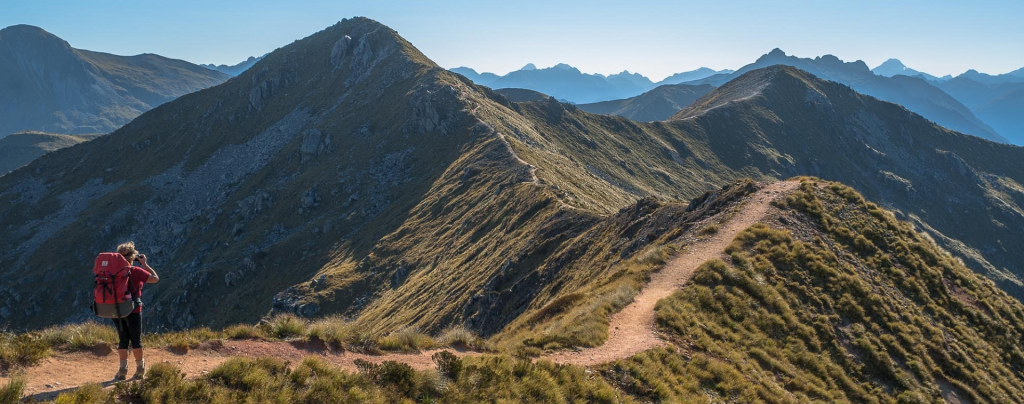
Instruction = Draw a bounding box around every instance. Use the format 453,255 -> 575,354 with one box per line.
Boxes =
2,0 -> 1021,81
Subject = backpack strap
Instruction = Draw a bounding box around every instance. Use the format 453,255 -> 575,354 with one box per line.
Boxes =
126,265 -> 140,302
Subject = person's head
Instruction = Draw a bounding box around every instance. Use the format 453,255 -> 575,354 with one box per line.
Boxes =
117,241 -> 138,262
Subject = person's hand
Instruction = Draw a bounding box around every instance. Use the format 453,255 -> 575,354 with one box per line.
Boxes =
138,254 -> 147,265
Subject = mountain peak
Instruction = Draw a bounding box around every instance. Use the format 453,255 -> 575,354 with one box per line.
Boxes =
756,48 -> 789,64
0,24 -> 70,48
878,58 -> 907,69
671,65 -> 816,120
520,63 -> 537,71
552,63 -> 574,70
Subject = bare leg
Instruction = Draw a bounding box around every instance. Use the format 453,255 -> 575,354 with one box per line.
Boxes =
132,348 -> 143,360
118,349 -> 129,361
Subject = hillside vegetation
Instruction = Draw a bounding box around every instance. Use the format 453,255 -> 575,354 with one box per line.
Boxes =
9,179 -> 1024,404
0,131 -> 102,175
0,18 -> 1022,354
577,83 -> 713,121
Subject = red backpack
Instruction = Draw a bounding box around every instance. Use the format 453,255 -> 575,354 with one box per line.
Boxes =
91,252 -> 140,318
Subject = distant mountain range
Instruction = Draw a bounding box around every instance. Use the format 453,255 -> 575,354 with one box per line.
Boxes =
3,17 -> 1024,338
449,64 -> 731,103
678,49 -> 1007,143
201,55 -> 264,76
0,25 -> 230,137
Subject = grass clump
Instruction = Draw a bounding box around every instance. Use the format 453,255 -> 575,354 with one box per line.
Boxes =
222,324 -> 265,340
144,327 -> 220,353
260,315 -> 307,339
52,383 -> 107,404
436,325 -> 486,350
0,322 -> 116,369
377,327 -> 435,352
0,376 -> 24,404
698,223 -> 720,235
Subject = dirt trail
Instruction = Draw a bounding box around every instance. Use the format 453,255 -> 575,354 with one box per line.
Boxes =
544,180 -> 796,365
3,181 -> 796,400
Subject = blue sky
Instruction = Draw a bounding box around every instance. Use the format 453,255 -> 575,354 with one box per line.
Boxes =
2,0 -> 1021,81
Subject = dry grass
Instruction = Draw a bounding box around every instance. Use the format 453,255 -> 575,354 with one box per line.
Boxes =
377,327 -> 436,352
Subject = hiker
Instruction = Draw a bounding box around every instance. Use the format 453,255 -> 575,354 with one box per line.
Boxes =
108,242 -> 160,380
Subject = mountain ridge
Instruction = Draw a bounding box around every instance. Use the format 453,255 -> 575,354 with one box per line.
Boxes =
1,20 -> 1023,348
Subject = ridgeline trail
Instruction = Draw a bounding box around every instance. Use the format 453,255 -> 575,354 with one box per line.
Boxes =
3,181 -> 798,400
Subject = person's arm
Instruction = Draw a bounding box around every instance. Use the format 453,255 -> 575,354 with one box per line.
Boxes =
138,254 -> 160,283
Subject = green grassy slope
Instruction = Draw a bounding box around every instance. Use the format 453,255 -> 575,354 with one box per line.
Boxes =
606,179 -> 1024,403
0,19 -> 1021,357
0,131 -> 102,175
18,179 -> 1024,404
577,83 -> 714,121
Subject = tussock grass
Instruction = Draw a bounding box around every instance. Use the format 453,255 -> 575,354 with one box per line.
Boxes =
51,383 -> 106,404
0,322 -> 116,369
222,324 -> 265,339
108,352 -> 625,403
0,376 -> 24,404
143,327 -> 220,353
377,327 -> 435,352
436,325 -> 486,350
260,315 -> 307,339
698,223 -> 720,235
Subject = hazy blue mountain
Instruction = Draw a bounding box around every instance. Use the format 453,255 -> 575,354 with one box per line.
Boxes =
201,55 -> 263,76
485,63 -> 654,103
957,68 -> 1024,85
0,24 -> 229,137
872,58 -> 950,81
577,83 -> 713,121
655,67 -> 734,85
936,77 -> 1024,145
690,49 -> 1006,143
974,89 -> 1024,145
449,66 -> 500,86
606,70 -> 655,90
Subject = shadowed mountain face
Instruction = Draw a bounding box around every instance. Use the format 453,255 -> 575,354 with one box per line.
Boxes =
655,67 -> 734,85
0,131 -> 102,175
1,19 -> 1022,338
201,56 -> 263,76
0,25 -> 229,137
689,49 -> 1007,143
958,68 -> 1024,85
577,83 -> 714,121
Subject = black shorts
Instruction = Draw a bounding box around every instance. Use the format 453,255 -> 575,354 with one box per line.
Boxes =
111,312 -> 143,349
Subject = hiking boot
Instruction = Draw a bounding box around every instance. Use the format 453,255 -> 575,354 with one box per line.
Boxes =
114,367 -> 128,381
134,362 -> 145,379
